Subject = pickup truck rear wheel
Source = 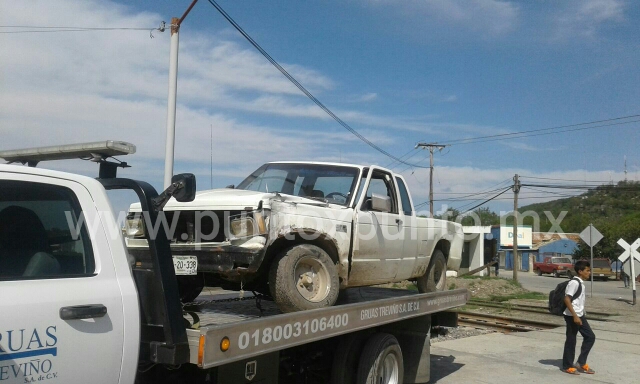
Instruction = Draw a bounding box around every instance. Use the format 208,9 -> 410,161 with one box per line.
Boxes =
536,268 -> 542,276
269,244 -> 339,313
416,250 -> 446,293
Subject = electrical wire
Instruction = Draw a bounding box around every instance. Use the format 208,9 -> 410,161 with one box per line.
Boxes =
206,0 -> 428,168
457,187 -> 512,214
0,26 -> 157,34
442,114 -> 640,146
520,175 -> 610,183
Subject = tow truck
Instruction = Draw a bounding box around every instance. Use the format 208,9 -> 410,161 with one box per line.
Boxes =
0,141 -> 468,384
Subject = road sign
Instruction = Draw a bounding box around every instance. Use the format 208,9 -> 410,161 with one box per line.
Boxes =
580,224 -> 603,247
618,238 -> 640,305
617,238 -> 640,263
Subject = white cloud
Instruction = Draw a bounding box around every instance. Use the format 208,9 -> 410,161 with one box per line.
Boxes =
552,0 -> 626,40
0,0 -> 411,179
366,0 -> 519,38
358,92 -> 378,102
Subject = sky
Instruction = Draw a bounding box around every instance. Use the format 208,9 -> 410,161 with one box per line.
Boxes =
2,0 -> 640,217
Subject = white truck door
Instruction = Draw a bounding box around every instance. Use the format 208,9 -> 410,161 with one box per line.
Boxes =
394,176 -> 420,280
0,175 -> 125,384
350,168 -> 403,285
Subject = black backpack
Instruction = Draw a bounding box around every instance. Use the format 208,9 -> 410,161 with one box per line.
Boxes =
548,277 -> 582,316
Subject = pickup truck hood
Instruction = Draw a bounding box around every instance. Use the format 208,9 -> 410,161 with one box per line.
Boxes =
129,188 -> 330,212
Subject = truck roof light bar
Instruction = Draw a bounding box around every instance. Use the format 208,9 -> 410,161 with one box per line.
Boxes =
0,140 -> 136,179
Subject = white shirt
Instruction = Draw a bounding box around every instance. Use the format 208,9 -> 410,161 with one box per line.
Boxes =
563,277 -> 586,317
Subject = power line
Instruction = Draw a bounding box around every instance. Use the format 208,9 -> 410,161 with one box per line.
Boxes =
442,114 -> 640,146
415,178 -> 512,208
0,25 -> 162,34
520,175 -> 610,183
458,187 -> 511,214
206,0 -> 428,168
440,114 -> 640,144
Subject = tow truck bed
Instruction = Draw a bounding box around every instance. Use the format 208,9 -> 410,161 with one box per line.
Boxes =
187,287 -> 469,368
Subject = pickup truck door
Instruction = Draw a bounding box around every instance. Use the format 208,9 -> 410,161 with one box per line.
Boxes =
0,174 -> 125,384
350,167 -> 403,285
394,176 -> 420,280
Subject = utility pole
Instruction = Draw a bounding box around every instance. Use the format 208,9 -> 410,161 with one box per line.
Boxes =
512,174 -> 521,282
164,0 -> 199,188
416,143 -> 447,217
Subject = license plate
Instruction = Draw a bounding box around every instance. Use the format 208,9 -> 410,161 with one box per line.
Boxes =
599,274 -> 604,277
173,256 -> 198,275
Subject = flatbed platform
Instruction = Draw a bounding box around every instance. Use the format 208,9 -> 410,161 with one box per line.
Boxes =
185,287 -> 469,368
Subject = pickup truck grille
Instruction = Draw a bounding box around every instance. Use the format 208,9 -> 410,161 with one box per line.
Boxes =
163,210 -> 240,243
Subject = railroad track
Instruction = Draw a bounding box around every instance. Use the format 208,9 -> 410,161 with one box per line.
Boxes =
466,299 -> 612,322
456,311 -> 559,333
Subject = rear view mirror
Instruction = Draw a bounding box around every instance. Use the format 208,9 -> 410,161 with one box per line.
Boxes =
152,173 -> 197,211
371,193 -> 391,213
171,173 -> 196,202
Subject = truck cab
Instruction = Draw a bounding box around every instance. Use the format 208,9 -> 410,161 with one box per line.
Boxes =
0,164 -> 141,384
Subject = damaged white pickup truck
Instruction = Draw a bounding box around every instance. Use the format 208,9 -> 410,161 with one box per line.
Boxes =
125,162 -> 463,312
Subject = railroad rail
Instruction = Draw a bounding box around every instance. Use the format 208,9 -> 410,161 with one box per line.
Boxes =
466,299 -> 612,321
456,311 -> 559,333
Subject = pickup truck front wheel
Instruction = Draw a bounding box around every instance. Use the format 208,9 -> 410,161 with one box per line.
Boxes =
416,250 -> 446,293
269,244 -> 339,313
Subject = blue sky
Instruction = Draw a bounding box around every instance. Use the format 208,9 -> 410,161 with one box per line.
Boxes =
2,0 -> 639,216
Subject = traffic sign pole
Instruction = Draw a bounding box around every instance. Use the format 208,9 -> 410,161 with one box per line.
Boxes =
580,224 -> 603,298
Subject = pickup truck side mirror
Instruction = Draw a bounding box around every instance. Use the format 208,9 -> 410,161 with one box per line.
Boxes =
151,173 -> 197,211
171,174 -> 196,202
371,193 -> 391,213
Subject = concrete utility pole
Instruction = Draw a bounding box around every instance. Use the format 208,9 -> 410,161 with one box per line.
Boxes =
512,174 -> 521,282
416,143 -> 447,217
164,0 -> 199,188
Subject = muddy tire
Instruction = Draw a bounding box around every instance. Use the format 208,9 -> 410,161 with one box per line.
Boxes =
416,250 -> 447,293
356,333 -> 403,384
536,268 -> 542,276
269,244 -> 339,313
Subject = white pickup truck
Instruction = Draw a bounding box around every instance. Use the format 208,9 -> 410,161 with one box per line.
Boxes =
0,142 -> 468,384
126,162 -> 464,312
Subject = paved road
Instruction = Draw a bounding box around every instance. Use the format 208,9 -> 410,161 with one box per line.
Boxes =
499,269 -> 634,300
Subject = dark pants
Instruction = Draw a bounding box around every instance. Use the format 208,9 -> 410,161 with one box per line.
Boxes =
563,315 -> 596,370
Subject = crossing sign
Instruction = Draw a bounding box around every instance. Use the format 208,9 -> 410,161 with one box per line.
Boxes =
618,238 -> 640,305
618,238 -> 640,263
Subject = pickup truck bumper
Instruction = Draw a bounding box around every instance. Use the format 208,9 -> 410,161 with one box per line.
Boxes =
126,237 -> 267,282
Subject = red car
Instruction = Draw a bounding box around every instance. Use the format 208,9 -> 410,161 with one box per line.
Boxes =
533,256 -> 574,278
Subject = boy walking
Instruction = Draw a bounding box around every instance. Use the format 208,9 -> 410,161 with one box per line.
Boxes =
562,260 -> 596,375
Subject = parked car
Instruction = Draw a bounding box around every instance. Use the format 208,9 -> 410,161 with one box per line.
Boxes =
533,256 -> 574,278
591,258 -> 615,280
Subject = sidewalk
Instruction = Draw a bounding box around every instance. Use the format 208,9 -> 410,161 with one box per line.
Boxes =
430,313 -> 640,383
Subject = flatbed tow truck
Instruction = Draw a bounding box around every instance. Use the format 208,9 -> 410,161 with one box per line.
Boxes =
0,141 -> 468,384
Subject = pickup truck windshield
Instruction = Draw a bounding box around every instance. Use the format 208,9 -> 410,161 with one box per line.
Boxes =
552,257 -> 572,264
237,163 -> 360,206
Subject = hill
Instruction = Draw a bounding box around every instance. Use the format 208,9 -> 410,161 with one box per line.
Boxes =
516,181 -> 640,260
